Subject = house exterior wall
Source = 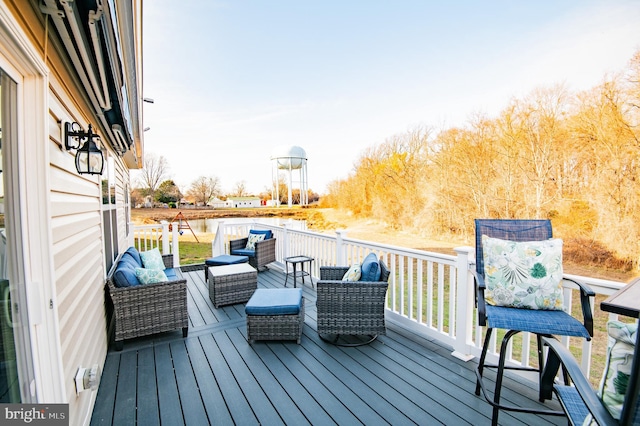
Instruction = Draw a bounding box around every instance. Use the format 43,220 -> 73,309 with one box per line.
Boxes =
3,2 -> 142,424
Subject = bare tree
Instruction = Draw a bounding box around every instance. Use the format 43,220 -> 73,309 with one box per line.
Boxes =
187,176 -> 221,206
137,153 -> 169,200
232,180 -> 248,197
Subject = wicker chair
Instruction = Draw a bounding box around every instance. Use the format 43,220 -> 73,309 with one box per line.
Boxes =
316,259 -> 390,346
107,253 -> 188,351
229,233 -> 276,271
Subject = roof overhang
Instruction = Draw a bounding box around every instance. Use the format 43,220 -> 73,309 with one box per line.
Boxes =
40,0 -> 143,169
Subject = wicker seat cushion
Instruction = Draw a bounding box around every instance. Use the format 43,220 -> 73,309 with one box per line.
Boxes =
245,288 -> 302,315
360,253 -> 381,281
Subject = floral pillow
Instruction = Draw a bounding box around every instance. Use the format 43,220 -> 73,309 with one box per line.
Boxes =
342,264 -> 362,281
482,235 -> 564,310
245,233 -> 265,250
140,248 -> 165,270
591,321 -> 637,423
135,267 -> 168,285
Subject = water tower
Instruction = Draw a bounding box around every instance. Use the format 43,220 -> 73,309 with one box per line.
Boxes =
271,145 -> 308,208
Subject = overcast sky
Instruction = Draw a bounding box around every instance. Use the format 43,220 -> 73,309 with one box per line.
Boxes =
139,0 -> 640,195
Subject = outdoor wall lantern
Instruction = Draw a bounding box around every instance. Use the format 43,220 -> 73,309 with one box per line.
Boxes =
64,122 -> 104,175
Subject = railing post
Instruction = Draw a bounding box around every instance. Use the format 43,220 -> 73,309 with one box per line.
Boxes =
283,222 -> 290,259
212,221 -> 225,256
336,230 -> 347,265
160,221 -> 169,255
128,221 -> 135,248
451,246 -> 475,362
172,223 -> 180,267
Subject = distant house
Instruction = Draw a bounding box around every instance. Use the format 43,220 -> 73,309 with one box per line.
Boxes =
227,197 -> 262,208
0,2 -> 143,423
208,197 -> 228,208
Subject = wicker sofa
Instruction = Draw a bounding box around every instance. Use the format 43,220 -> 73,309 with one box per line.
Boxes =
229,229 -> 276,271
316,256 -> 390,346
107,248 -> 188,350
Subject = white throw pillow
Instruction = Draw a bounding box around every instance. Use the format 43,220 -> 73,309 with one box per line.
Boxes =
342,264 -> 362,281
245,233 -> 265,250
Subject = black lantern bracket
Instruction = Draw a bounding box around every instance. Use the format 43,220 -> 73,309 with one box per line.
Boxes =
62,121 -> 105,175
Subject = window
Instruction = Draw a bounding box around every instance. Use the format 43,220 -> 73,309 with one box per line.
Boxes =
102,156 -> 118,272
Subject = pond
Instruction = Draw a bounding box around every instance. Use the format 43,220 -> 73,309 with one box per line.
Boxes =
184,217 -> 307,234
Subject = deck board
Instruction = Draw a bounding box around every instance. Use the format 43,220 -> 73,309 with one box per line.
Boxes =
91,265 -> 568,426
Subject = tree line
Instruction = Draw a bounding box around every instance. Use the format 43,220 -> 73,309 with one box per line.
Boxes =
132,154 -> 319,207
323,50 -> 640,270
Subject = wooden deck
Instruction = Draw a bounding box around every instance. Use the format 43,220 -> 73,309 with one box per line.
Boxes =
90,266 -> 567,425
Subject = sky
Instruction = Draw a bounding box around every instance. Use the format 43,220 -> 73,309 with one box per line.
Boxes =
139,0 -> 640,196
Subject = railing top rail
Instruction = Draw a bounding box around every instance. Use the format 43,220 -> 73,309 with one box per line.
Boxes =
341,236 -> 457,263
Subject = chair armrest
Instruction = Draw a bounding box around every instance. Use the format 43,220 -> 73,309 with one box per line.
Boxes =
540,337 -> 616,426
229,238 -> 248,252
162,253 -> 174,269
563,276 -> 595,338
254,237 -> 276,263
471,269 -> 487,326
254,237 -> 276,251
320,267 -> 350,281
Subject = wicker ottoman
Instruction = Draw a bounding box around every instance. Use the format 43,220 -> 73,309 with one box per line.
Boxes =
245,288 -> 304,344
208,263 -> 257,308
204,254 -> 249,280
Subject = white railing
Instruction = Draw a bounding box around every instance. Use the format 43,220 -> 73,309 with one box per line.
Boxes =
135,219 -> 630,380
129,220 -> 180,267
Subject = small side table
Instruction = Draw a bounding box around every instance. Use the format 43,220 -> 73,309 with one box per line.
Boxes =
284,255 -> 315,288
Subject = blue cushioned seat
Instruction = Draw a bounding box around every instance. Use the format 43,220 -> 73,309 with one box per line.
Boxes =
486,305 -> 592,339
205,254 -> 249,266
554,385 -> 589,426
245,288 -> 302,316
231,248 -> 255,257
164,268 -> 178,280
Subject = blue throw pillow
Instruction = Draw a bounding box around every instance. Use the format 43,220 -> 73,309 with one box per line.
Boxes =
119,253 -> 140,269
113,263 -> 140,287
360,253 -> 381,281
249,229 -> 273,240
125,247 -> 142,266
